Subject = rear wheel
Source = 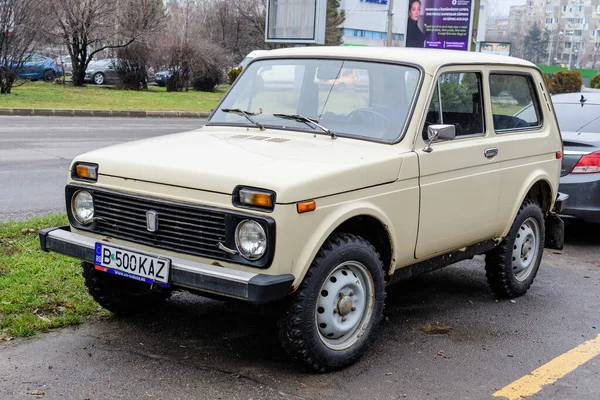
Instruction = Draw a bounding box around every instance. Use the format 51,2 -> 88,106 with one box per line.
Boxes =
485,199 -> 545,298
93,72 -> 105,85
278,233 -> 386,372
43,70 -> 56,82
82,262 -> 170,316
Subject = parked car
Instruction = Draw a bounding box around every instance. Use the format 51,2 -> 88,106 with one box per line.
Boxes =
551,92 -> 600,223
154,69 -> 172,87
84,59 -> 119,85
55,55 -> 73,76
40,47 -> 566,372
17,53 -> 62,82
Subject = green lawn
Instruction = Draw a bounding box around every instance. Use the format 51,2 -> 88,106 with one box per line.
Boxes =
0,215 -> 108,339
1,81 -> 227,112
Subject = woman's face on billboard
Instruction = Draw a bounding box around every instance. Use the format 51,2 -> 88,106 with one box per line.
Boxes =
409,1 -> 421,22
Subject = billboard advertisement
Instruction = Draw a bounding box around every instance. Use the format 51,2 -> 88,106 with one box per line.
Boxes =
479,41 -> 512,57
405,0 -> 474,50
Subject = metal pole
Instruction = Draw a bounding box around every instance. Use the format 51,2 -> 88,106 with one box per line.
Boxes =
568,44 -> 573,70
386,0 -> 394,47
547,35 -> 552,66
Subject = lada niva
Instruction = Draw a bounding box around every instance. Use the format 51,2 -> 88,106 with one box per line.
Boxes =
40,47 -> 566,372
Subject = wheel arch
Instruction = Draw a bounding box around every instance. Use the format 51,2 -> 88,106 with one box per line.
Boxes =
501,173 -> 555,237
290,204 -> 396,290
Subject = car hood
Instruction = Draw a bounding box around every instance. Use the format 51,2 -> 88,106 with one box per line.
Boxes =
73,126 -> 405,203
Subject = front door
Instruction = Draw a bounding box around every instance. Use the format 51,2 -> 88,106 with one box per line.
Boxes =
415,69 -> 503,259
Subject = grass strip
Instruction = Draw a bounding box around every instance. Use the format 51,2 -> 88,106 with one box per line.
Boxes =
0,214 -> 108,340
2,81 -> 227,112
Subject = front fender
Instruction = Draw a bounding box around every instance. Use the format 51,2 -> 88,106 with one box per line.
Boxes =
288,201 -> 396,290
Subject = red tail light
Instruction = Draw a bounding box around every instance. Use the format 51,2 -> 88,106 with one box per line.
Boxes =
556,151 -> 563,159
571,151 -> 600,174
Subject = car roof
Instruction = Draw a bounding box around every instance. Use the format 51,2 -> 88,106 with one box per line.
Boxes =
551,92 -> 600,105
257,46 -> 536,70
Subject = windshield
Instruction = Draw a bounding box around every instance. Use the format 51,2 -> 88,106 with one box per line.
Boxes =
554,103 -> 600,133
209,59 -> 421,141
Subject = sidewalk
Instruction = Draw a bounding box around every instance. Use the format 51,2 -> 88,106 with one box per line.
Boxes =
0,107 -> 210,118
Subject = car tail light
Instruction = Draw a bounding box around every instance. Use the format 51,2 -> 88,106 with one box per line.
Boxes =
571,151 -> 600,174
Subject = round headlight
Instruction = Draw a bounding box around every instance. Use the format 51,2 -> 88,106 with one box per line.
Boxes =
234,220 -> 267,260
71,190 -> 94,224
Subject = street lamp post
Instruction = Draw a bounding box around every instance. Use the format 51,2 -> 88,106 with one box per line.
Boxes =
545,29 -> 563,66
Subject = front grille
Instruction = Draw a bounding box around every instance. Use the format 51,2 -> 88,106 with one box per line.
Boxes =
93,191 -> 228,259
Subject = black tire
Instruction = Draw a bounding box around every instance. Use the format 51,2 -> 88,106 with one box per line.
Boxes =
82,262 -> 171,316
277,233 -> 386,372
485,199 -> 545,298
93,72 -> 105,85
43,70 -> 56,82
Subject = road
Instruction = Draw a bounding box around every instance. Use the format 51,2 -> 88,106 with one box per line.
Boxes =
0,116 -> 599,399
0,116 -> 206,222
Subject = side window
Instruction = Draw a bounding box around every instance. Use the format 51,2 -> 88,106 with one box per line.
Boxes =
489,74 -> 542,132
423,72 -> 485,139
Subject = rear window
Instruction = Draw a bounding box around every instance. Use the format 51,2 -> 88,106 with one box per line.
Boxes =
489,74 -> 542,132
553,103 -> 600,133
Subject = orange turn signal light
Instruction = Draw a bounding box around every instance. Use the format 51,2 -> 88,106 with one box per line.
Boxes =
297,200 -> 316,214
72,163 -> 98,181
239,189 -> 273,208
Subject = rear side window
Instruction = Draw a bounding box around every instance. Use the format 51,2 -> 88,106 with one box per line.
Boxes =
489,74 -> 542,132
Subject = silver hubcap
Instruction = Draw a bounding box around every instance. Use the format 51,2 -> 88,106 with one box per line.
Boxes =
315,261 -> 375,350
94,74 -> 103,84
512,217 -> 540,281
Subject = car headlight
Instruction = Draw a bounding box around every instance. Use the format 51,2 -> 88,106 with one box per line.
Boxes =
71,190 -> 94,224
234,220 -> 266,260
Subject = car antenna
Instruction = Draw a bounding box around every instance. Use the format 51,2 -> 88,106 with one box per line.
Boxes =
580,95 -> 587,107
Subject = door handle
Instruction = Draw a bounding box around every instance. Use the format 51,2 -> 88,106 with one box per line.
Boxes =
484,147 -> 498,158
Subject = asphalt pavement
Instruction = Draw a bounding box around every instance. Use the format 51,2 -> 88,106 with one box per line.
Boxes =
0,116 -> 205,221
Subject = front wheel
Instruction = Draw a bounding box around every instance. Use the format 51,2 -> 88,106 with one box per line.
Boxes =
485,199 -> 545,298
93,72 -> 105,85
277,233 -> 386,372
82,262 -> 171,316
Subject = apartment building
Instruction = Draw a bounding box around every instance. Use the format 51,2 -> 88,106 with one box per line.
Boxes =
488,0 -> 600,68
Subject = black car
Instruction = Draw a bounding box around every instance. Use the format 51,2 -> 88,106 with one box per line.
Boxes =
553,92 -> 600,223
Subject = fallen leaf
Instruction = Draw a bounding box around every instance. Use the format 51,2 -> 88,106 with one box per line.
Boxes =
421,322 -> 452,335
468,300 -> 473,305
26,390 -> 45,398
436,350 -> 451,359
299,383 -> 306,388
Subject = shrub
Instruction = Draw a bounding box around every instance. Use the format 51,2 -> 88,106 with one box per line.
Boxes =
549,70 -> 583,94
116,43 -> 151,90
591,74 -> 600,89
227,66 -> 243,85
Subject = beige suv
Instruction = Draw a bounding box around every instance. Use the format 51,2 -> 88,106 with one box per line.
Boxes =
40,47 -> 566,372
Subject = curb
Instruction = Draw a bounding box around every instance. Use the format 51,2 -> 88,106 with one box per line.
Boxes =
0,108 -> 211,119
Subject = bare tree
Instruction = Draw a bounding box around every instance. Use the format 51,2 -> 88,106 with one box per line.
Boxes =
0,0 -> 52,94
49,0 -> 167,86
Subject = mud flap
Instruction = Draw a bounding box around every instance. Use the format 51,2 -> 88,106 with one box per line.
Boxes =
545,215 -> 565,250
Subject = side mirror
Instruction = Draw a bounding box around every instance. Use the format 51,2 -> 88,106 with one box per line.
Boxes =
423,124 -> 456,153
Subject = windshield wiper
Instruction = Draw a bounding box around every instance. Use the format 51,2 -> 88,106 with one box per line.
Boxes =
221,108 -> 265,130
273,113 -> 336,139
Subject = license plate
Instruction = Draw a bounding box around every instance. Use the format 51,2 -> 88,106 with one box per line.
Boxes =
94,243 -> 170,286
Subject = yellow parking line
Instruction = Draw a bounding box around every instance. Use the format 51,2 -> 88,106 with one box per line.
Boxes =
493,333 -> 600,400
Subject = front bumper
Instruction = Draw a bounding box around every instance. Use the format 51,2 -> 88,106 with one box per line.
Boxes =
40,226 -> 294,304
558,173 -> 600,223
